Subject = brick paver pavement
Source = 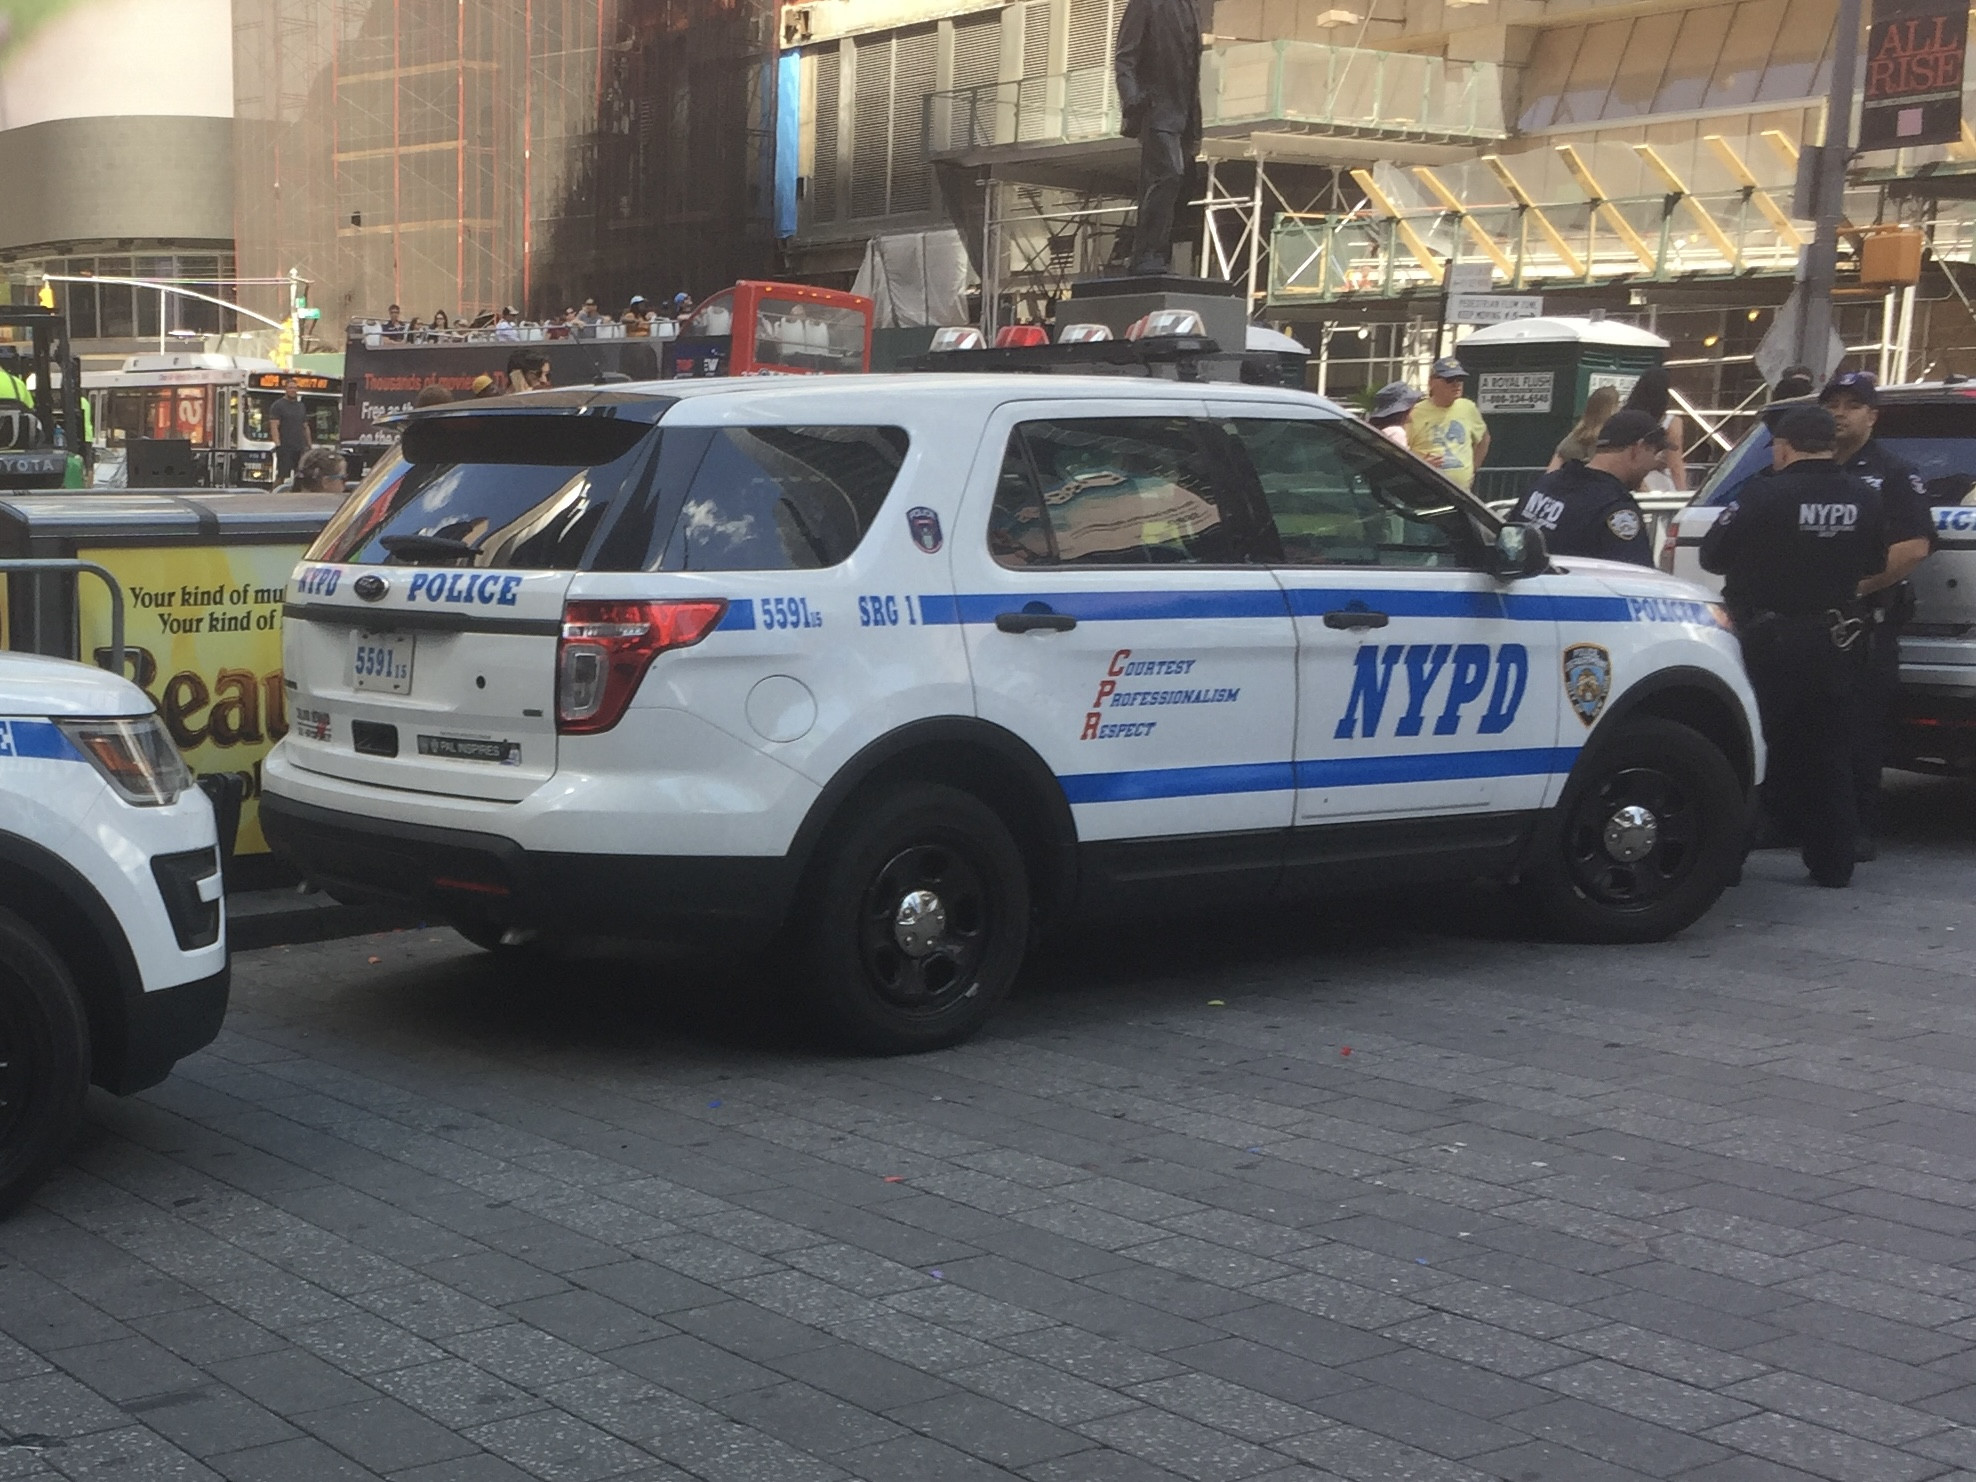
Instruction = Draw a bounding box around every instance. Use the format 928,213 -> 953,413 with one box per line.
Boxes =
5,777 -> 1976,1480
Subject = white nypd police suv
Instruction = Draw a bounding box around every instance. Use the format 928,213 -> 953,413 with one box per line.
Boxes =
0,651 -> 227,1211
262,376 -> 1760,1052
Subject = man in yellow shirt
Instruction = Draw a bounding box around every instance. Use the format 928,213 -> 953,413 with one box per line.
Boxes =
1407,357 -> 1491,490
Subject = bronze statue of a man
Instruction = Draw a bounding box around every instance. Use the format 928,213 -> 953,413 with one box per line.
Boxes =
1115,0 -> 1203,275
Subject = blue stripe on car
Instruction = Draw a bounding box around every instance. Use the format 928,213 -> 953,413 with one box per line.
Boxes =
0,719 -> 81,761
915,590 -> 1706,626
1057,746 -> 1581,803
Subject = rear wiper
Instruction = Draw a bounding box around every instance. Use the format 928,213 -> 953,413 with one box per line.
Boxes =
380,533 -> 478,561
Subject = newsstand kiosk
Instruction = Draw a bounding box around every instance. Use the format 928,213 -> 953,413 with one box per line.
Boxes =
0,489 -> 344,871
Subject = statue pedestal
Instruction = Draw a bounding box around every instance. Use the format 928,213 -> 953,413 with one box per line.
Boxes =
1062,276 -> 1247,373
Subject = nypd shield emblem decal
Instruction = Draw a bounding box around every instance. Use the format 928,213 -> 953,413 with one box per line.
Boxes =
907,506 -> 943,553
1563,642 -> 1612,726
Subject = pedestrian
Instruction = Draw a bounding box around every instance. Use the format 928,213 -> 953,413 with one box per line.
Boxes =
1771,363 -> 1816,401
291,446 -> 348,493
1623,367 -> 1687,492
1113,0 -> 1202,276
267,375 -> 314,485
470,373 -> 503,399
1699,405 -> 1888,887
1407,357 -> 1490,490
1547,385 -> 1620,469
1822,370 -> 1937,857
671,291 -> 693,321
413,382 -> 452,407
1366,382 -> 1420,449
494,307 -> 519,342
506,350 -> 551,392
621,296 -> 651,336
576,297 -> 606,331
430,309 -> 452,336
381,304 -> 407,341
1509,409 -> 1662,565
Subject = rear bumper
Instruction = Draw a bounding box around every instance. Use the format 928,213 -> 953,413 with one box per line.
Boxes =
1889,688 -> 1976,774
106,964 -> 230,1096
260,794 -> 798,945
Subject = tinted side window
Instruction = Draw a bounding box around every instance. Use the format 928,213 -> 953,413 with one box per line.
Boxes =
658,425 -> 908,571
994,417 -> 1255,567
1224,418 -> 1471,568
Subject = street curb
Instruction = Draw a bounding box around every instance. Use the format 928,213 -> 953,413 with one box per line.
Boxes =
228,889 -> 418,951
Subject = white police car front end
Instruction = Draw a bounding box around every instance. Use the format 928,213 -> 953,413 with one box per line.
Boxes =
263,377 -> 1759,1053
0,652 -> 227,1211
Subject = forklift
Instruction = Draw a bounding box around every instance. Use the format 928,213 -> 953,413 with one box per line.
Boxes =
0,305 -> 84,491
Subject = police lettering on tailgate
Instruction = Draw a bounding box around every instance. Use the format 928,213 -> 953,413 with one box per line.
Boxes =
294,565 -> 342,597
406,571 -> 524,606
1334,643 -> 1529,740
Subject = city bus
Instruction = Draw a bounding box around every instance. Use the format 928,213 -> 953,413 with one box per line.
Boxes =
667,282 -> 873,378
84,355 -> 341,487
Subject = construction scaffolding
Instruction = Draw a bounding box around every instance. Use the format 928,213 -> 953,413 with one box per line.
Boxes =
231,0 -> 778,331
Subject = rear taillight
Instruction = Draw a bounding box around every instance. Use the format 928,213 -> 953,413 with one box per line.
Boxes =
556,599 -> 727,734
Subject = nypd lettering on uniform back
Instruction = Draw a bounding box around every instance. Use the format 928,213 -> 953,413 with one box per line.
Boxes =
1798,502 -> 1859,538
1334,643 -> 1528,740
1520,492 -> 1565,531
406,571 -> 524,606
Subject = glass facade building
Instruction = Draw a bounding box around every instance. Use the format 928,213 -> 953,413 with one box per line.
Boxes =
231,0 -> 779,331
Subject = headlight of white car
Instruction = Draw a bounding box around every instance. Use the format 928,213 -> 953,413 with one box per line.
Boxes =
57,715 -> 194,806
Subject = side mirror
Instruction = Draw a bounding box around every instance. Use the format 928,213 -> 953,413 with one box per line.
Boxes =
1491,521 -> 1549,581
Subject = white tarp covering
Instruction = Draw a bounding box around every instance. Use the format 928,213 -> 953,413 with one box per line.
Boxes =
852,230 -> 971,329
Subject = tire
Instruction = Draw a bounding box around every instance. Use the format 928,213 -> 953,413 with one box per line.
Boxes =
0,908 -> 91,1218
794,782 -> 1030,1054
1517,716 -> 1745,944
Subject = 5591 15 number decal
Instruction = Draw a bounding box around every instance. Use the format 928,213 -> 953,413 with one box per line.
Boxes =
760,596 -> 823,631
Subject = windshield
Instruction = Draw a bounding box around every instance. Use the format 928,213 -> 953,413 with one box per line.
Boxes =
243,391 -> 339,446
306,413 -> 658,569
1697,400 -> 1976,508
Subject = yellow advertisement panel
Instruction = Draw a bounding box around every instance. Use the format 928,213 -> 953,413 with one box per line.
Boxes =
77,544 -> 304,854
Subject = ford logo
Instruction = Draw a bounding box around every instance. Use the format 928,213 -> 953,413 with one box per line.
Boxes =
353,574 -> 389,602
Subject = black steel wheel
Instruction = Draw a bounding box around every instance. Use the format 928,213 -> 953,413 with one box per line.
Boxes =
857,844 -> 991,1014
1561,764 -> 1703,909
1518,716 -> 1745,944
797,783 -> 1029,1053
0,908 -> 90,1217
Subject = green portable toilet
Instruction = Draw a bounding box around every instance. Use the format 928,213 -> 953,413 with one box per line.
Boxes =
1456,317 -> 1667,505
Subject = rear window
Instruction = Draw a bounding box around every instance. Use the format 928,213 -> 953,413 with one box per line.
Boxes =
306,413 -> 658,569
1698,400 -> 1976,508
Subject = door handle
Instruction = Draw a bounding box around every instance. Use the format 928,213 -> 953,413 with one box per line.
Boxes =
1322,609 -> 1390,630
996,610 -> 1078,633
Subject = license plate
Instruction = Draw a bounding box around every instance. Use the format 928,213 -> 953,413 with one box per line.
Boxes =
350,631 -> 415,693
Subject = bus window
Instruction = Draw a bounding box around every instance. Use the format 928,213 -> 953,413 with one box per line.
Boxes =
754,298 -> 866,372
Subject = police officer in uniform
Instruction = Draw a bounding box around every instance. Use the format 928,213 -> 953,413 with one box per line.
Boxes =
1700,405 -> 1888,887
1822,371 -> 1937,857
1507,409 -> 1663,565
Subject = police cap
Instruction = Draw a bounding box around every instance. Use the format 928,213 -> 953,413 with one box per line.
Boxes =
1595,409 -> 1669,450
1774,404 -> 1838,453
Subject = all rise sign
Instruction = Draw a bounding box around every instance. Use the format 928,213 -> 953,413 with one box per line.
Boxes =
1860,0 -> 1968,151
